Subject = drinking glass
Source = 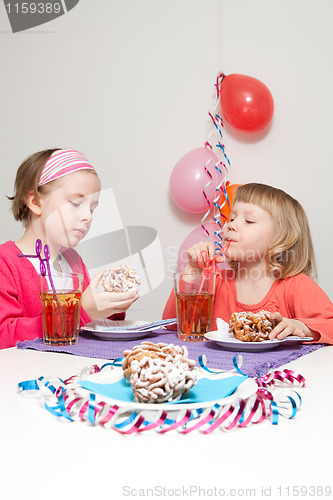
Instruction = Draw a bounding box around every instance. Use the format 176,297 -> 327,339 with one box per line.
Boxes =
40,272 -> 84,346
174,271 -> 216,342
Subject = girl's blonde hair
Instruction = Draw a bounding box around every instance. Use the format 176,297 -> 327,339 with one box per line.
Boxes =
231,183 -> 316,279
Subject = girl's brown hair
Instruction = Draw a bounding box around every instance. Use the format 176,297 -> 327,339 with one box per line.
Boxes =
7,149 -> 60,227
231,183 -> 316,279
8,149 -> 100,227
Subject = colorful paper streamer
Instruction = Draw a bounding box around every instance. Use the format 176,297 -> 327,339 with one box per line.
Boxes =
201,72 -> 231,255
18,356 -> 305,433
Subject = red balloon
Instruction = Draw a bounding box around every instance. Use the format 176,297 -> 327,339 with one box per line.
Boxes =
220,74 -> 274,132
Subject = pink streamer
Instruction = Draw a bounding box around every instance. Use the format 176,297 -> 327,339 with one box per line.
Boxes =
18,361 -> 306,434
182,408 -> 217,434
159,410 -> 192,434
138,411 -> 168,433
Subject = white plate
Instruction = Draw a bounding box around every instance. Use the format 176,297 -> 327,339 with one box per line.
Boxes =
205,330 -> 313,352
77,366 -> 258,411
81,320 -> 167,340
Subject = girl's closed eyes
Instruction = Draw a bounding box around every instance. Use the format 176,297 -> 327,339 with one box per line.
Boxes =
0,148 -> 139,349
70,200 -> 80,208
69,195 -> 99,214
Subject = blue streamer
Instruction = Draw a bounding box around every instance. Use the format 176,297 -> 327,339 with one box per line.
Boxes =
100,358 -> 124,370
286,396 -> 298,419
270,401 -> 279,425
199,355 -> 226,374
44,402 -> 63,417
17,353 -> 305,432
44,391 -> 73,422
232,356 -> 248,377
57,393 -> 74,421
164,417 -> 176,425
114,411 -> 138,429
18,378 -> 41,391
88,393 -> 96,424
216,143 -> 231,166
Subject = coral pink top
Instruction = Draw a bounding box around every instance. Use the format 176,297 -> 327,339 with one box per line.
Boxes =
0,241 -> 124,349
163,270 -> 333,344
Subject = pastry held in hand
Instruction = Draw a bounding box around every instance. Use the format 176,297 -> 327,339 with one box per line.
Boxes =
229,310 -> 274,342
101,265 -> 141,293
122,341 -> 198,403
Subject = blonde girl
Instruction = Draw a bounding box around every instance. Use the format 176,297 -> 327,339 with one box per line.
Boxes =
163,183 -> 333,343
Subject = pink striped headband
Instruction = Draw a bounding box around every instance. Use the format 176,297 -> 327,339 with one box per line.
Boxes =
38,149 -> 96,186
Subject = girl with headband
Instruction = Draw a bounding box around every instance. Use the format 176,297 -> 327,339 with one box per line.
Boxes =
0,148 -> 139,349
163,183 -> 333,344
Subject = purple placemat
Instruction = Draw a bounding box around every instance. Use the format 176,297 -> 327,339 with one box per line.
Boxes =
16,329 -> 326,377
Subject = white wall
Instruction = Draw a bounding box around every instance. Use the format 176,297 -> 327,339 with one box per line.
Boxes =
0,0 -> 332,322
219,0 -> 333,301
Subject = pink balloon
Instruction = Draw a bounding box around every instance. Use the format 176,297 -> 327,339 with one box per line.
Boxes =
177,222 -> 230,271
170,147 -> 220,213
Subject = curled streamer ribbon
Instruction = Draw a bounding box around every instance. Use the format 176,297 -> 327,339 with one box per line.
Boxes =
201,72 -> 231,255
18,355 -> 306,433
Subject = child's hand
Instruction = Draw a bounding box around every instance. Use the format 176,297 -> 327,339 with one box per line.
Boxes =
269,312 -> 318,340
184,242 -> 225,273
82,271 -> 139,320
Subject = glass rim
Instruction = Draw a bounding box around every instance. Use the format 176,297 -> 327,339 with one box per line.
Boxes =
173,271 -> 218,276
39,272 -> 84,278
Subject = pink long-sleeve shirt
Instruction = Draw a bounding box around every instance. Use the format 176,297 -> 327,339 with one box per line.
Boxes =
163,270 -> 333,344
0,241 -> 124,349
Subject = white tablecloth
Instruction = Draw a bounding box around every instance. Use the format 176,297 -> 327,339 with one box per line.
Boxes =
1,346 -> 332,500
